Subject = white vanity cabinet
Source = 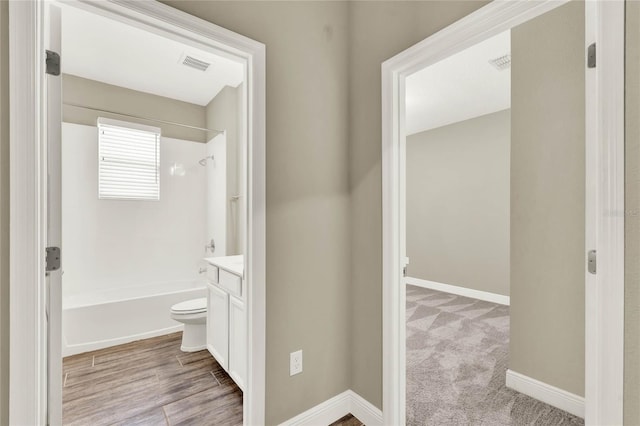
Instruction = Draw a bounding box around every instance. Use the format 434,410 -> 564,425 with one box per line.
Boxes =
204,257 -> 246,391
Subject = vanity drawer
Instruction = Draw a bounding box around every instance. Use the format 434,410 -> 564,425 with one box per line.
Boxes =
219,269 -> 242,298
207,265 -> 219,284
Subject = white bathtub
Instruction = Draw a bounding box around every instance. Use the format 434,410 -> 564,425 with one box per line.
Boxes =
62,280 -> 207,357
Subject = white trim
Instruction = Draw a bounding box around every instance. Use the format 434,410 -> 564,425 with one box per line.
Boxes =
405,277 -> 510,306
9,1 -> 266,425
584,1 -> 598,421
349,391 -> 384,426
584,1 -> 625,424
9,2 -> 47,425
382,1 -> 624,425
278,390 -> 383,426
506,369 -> 585,419
278,391 -> 351,426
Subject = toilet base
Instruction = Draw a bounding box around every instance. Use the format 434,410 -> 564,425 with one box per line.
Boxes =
180,322 -> 207,352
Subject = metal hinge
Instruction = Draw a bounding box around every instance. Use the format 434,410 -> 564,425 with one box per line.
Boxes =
46,247 -> 61,272
45,50 -> 60,76
588,249 -> 597,274
587,43 -> 596,68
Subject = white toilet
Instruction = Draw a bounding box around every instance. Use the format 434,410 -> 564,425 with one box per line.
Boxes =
170,298 -> 207,352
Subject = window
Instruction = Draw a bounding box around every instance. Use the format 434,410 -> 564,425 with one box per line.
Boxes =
98,118 -> 161,200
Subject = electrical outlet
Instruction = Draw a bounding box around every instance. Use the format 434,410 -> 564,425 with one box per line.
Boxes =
290,350 -> 303,376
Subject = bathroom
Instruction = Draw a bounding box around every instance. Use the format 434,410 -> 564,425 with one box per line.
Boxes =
58,4 -> 248,424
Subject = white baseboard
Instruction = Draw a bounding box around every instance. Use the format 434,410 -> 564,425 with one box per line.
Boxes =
279,390 -> 382,426
348,391 -> 383,426
62,325 -> 183,357
405,276 -> 510,306
278,391 -> 351,426
280,373 -> 583,426
505,369 -> 584,419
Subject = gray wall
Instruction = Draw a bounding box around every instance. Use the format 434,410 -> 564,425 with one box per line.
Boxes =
406,110 -> 510,297
205,85 -> 242,255
62,74 -> 208,143
626,0 -> 640,423
0,1 -> 8,424
163,3 -> 352,424
348,1 -> 490,407
509,1 -> 585,396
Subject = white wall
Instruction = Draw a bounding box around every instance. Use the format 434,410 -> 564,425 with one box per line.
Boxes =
61,122 -> 207,301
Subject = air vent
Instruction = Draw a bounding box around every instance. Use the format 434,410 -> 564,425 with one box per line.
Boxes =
182,55 -> 211,72
488,54 -> 511,71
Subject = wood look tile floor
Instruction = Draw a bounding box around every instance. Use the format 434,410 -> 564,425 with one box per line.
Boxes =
329,414 -> 364,426
62,332 -> 242,426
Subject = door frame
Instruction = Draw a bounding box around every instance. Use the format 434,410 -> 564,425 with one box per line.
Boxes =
381,1 -> 624,425
8,1 -> 266,425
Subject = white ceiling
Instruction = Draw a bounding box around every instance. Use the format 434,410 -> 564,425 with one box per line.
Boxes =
60,5 -> 244,106
405,31 -> 511,135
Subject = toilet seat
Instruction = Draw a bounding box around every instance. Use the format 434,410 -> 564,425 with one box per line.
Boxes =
171,297 -> 207,315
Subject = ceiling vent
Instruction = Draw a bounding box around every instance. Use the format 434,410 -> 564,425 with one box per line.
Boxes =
181,54 -> 211,72
488,54 -> 511,71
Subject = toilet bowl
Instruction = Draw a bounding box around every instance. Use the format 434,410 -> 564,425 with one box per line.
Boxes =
170,297 -> 207,352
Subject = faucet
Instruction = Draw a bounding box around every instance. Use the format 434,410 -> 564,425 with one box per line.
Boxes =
205,238 -> 215,253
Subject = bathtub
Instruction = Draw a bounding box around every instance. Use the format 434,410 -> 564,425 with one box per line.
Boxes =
62,280 -> 207,357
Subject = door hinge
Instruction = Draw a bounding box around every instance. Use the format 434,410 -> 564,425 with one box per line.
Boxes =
403,266 -> 407,277
46,247 -> 61,272
588,249 -> 597,274
45,50 -> 60,76
587,43 -> 596,68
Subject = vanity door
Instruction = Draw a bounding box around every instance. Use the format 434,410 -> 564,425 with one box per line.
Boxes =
207,283 -> 229,370
228,295 -> 246,391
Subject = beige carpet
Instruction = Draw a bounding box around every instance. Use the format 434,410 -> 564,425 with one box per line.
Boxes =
406,285 -> 584,426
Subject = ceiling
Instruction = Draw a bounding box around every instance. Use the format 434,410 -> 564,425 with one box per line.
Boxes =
405,31 -> 511,135
60,5 -> 244,106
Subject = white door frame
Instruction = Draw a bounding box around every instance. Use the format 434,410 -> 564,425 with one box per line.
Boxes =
8,1 -> 266,425
381,1 -> 624,425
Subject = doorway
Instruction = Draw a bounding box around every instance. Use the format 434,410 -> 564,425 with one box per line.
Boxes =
8,1 -> 266,425
382,1 -> 624,425
58,3 -> 250,422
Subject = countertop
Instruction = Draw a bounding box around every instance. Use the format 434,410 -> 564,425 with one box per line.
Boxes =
204,255 -> 244,277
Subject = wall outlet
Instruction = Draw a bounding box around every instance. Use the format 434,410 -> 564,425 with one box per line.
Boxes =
290,350 -> 303,376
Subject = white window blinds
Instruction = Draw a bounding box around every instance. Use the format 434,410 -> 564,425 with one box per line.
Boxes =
97,118 -> 161,200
